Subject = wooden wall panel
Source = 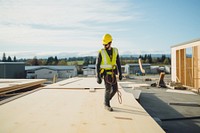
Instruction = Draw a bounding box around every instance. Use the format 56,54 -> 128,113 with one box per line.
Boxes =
176,49 -> 186,84
180,49 -> 186,85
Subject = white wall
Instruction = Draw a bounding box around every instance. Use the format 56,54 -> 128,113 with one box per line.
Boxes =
83,69 -> 96,76
171,48 -> 177,81
35,69 -> 57,79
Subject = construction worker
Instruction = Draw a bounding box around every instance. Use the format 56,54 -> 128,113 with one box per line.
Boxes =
96,33 -> 122,111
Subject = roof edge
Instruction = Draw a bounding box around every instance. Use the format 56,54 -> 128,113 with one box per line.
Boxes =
0,62 -> 25,64
171,38 -> 200,48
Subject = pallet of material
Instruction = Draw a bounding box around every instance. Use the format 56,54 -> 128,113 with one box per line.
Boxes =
0,79 -> 47,95
0,77 -> 165,133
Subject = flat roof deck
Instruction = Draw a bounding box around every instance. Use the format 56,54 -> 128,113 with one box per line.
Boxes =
0,78 -> 165,133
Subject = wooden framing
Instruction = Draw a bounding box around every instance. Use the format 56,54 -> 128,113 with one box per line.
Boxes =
171,39 -> 200,90
193,45 -> 200,89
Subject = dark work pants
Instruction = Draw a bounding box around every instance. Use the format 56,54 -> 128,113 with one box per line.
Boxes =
103,74 -> 118,107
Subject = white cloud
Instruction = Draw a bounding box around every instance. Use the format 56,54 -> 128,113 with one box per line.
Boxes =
0,0 -> 144,59
0,0 -> 134,25
0,0 -> 135,41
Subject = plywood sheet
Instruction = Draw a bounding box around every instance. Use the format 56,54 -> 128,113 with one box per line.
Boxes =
44,77 -> 105,89
0,78 -> 165,133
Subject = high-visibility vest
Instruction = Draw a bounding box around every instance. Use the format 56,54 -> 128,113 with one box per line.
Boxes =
100,47 -> 118,70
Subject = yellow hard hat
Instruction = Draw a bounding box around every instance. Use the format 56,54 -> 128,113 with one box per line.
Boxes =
102,34 -> 112,45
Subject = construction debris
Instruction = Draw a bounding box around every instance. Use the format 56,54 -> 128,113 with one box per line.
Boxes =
168,81 -> 187,90
145,78 -> 152,81
150,73 -> 166,88
151,83 -> 157,87
157,72 -> 166,88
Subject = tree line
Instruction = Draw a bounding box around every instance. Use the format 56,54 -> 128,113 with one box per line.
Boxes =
1,53 -> 170,66
139,54 -> 171,65
1,53 -> 17,62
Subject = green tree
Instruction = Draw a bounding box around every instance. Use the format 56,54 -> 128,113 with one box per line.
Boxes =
37,59 -> 43,65
152,58 -> 157,63
40,59 -> 46,65
148,54 -> 152,63
46,56 -> 54,65
54,56 -> 58,65
161,55 -> 166,62
163,58 -> 171,65
13,56 -> 17,62
31,56 -> 39,65
2,53 -> 6,62
57,60 -> 68,65
83,58 -> 89,66
144,54 -> 147,61
7,56 -> 12,62
157,57 -> 161,63
138,55 -> 142,60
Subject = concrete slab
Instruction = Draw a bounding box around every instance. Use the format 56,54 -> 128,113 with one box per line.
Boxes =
166,89 -> 197,95
0,78 -> 165,133
121,74 -> 200,132
138,86 -> 200,133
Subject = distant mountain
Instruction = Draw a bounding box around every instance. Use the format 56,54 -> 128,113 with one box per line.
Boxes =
121,54 -> 171,58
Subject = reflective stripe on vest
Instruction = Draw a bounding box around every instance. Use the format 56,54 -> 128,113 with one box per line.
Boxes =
100,47 -> 118,70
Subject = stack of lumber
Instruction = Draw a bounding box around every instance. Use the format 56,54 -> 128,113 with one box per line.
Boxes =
0,79 -> 47,95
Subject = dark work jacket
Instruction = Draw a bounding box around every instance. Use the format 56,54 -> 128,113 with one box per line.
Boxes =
96,47 -> 122,77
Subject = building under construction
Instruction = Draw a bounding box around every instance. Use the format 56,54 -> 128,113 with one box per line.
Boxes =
0,38 -> 200,133
171,38 -> 200,91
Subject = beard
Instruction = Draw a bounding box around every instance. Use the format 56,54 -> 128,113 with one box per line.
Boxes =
105,44 -> 111,50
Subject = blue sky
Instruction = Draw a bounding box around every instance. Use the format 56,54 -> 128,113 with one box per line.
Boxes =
0,0 -> 200,59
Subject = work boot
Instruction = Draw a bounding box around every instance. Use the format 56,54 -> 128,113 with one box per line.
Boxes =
104,105 -> 113,111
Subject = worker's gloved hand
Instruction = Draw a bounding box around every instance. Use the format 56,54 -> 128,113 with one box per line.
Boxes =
119,74 -> 122,80
97,75 -> 102,84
